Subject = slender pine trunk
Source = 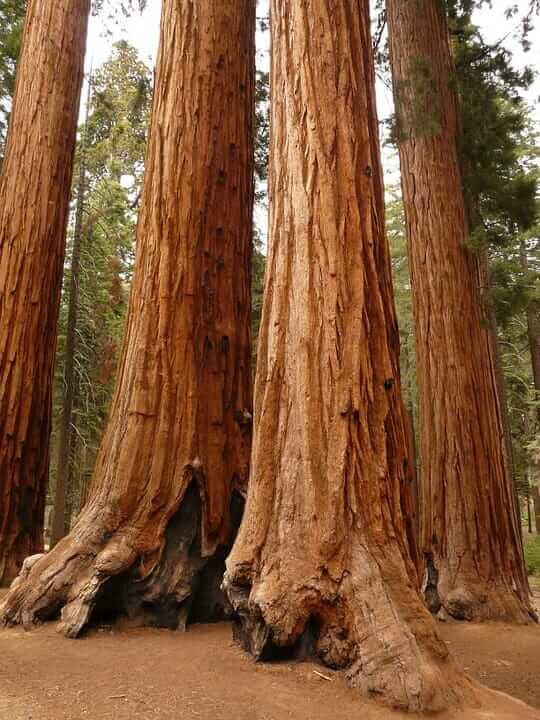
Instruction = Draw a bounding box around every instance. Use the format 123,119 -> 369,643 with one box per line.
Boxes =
520,239 -> 540,405
51,75 -> 92,549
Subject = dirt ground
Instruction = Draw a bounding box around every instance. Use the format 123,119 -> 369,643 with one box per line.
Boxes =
0,582 -> 539,720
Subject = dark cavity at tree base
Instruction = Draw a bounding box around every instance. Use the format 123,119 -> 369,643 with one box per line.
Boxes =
1,483 -> 244,637
223,567 -> 474,714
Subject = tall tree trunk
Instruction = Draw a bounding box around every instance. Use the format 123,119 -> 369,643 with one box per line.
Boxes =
404,403 -> 419,541
526,482 -> 532,534
386,0 -> 533,622
63,455 -> 76,535
521,239 -> 540,534
224,0 -> 469,712
1,0 -> 254,635
520,239 -> 540,405
0,0 -> 90,585
534,486 -> 540,535
51,76 -> 92,549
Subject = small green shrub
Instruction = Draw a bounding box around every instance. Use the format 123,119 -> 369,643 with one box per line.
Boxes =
524,535 -> 540,577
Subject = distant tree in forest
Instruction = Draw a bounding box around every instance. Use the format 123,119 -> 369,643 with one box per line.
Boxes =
251,67 -> 269,364
92,0 -> 148,16
0,0 -> 91,585
386,0 -> 534,622
251,229 -> 266,368
49,76 -> 94,549
2,0 -> 255,639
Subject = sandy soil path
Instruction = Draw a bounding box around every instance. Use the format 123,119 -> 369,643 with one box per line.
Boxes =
1,619 -> 539,720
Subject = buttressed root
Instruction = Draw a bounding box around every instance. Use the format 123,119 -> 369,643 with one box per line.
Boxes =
1,484 -> 243,637
224,535 -> 475,713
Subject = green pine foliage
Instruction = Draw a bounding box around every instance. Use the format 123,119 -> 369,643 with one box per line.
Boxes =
251,228 -> 266,370
386,184 -> 417,416
524,534 -> 540,576
0,0 -> 25,155
251,68 -> 270,363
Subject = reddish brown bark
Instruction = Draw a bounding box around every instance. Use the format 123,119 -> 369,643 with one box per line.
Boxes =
1,0 -> 254,635
386,0 -> 533,622
224,0 -> 470,711
0,0 -> 90,585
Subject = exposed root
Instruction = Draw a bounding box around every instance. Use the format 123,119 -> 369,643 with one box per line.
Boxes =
1,484 -> 243,637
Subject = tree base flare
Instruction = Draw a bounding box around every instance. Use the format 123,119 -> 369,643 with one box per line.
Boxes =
0,536 -> 45,588
224,544 -> 475,714
423,554 -> 538,624
0,484 -> 243,637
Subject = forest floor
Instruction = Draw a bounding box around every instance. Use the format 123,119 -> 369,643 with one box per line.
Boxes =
0,581 -> 539,720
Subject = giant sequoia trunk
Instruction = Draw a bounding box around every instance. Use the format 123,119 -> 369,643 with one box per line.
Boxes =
224,0 -> 470,712
386,0 -> 533,622
1,0 -> 254,635
0,0 -> 90,585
